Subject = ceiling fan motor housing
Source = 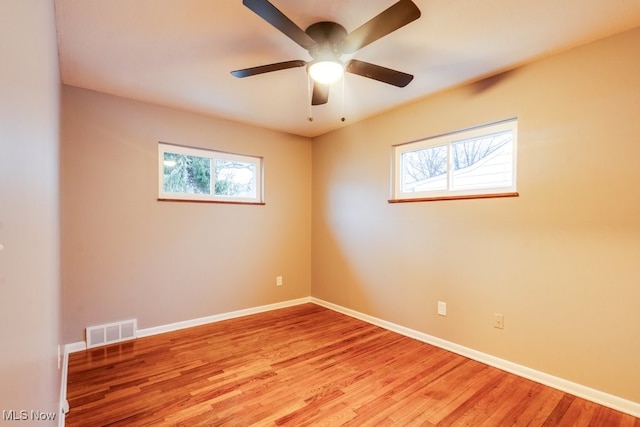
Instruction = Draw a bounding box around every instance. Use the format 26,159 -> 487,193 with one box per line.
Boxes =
305,22 -> 347,60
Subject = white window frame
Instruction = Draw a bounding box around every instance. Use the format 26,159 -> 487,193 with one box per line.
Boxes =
158,142 -> 264,204
390,118 -> 518,202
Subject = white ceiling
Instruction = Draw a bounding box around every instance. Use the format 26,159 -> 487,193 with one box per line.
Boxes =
54,0 -> 640,138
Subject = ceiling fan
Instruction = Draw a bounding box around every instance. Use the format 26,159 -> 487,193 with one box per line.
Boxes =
231,0 -> 421,106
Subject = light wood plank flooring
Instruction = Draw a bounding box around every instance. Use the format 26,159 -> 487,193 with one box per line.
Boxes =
66,303 -> 639,426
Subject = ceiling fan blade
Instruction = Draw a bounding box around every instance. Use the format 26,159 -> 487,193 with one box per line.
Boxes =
312,82 -> 330,105
342,0 -> 421,53
346,59 -> 414,87
242,0 -> 316,49
231,60 -> 306,78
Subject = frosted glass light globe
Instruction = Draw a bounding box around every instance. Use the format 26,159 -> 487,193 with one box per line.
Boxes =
308,60 -> 344,84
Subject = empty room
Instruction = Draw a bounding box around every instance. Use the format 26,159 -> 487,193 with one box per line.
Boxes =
2,0 -> 640,425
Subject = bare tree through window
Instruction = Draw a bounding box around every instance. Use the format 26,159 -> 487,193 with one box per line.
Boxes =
401,131 -> 512,187
452,131 -> 512,170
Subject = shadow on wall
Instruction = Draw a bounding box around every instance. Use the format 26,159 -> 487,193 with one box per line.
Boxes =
468,69 -> 520,94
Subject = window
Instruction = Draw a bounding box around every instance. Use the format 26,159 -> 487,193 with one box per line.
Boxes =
391,118 -> 518,202
158,143 -> 263,204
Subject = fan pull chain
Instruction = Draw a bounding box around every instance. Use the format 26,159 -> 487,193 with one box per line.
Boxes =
307,74 -> 314,122
341,74 -> 346,122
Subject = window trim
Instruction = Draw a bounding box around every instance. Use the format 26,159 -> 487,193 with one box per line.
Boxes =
389,118 -> 518,203
158,142 -> 264,205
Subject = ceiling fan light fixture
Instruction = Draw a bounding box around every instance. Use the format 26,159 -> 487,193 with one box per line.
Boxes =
308,59 -> 344,84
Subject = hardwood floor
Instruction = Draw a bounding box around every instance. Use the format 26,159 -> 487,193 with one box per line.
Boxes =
66,304 -> 639,426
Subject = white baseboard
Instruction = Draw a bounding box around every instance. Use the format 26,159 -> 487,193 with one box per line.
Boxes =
310,297 -> 640,418
65,341 -> 87,354
58,344 -> 71,427
137,297 -> 311,338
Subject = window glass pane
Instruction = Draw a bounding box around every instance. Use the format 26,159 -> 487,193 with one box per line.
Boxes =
401,144 -> 448,192
391,118 -> 517,201
214,159 -> 256,198
451,131 -> 513,190
163,152 -> 211,194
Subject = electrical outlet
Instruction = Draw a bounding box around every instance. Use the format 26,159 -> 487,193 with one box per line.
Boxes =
494,313 -> 504,329
437,301 -> 447,316
276,275 -> 283,286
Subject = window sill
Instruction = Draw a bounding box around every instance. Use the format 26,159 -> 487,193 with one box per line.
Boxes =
158,198 -> 265,205
388,192 -> 519,203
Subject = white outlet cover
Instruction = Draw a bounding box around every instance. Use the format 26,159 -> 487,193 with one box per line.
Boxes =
494,313 -> 505,329
437,301 -> 447,316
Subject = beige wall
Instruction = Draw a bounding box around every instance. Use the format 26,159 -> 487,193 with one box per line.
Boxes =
312,27 -> 640,402
61,87 -> 312,343
0,0 -> 62,421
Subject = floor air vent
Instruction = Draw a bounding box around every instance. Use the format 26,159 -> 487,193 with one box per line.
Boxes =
86,319 -> 137,348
